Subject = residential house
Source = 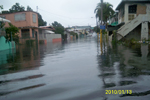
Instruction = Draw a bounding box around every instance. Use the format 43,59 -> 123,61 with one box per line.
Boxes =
0,11 -> 39,44
115,0 -> 150,41
67,26 -> 92,38
39,26 -> 62,43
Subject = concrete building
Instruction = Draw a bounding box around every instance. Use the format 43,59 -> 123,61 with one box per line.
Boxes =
0,11 -> 39,44
116,0 -> 150,41
108,0 -> 150,41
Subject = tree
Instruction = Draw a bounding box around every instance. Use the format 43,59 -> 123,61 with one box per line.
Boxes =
5,23 -> 19,44
0,5 -> 3,10
2,10 -> 9,14
38,13 -> 47,26
9,3 -> 25,13
27,6 -> 33,11
0,5 -> 3,14
93,26 -> 100,33
94,2 -> 114,25
52,21 -> 64,34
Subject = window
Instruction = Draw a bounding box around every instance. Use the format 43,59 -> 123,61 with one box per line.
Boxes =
129,5 -> 137,13
128,14 -> 135,20
32,14 -> 36,23
15,13 -> 26,21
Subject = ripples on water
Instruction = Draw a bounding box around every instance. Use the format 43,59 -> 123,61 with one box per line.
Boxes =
0,38 -> 150,100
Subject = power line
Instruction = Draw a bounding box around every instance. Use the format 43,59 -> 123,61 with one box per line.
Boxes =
38,8 -> 94,20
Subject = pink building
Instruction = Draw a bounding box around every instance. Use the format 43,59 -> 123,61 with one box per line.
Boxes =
0,11 -> 39,43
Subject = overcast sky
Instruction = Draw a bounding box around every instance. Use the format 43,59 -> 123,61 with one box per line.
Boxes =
0,0 -> 121,27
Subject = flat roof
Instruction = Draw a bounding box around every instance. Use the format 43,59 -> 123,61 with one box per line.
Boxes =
0,11 -> 38,15
116,0 -> 150,10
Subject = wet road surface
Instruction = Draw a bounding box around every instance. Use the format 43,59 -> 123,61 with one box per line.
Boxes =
0,38 -> 150,100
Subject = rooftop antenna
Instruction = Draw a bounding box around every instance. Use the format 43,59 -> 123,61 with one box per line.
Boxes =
36,6 -> 38,13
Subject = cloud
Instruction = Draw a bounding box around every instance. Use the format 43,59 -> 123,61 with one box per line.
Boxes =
1,0 -> 121,27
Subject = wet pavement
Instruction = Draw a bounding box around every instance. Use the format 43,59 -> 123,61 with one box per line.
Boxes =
0,38 -> 150,100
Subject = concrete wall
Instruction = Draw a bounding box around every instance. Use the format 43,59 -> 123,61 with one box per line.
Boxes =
119,3 -> 149,24
0,36 -> 15,51
146,4 -> 150,15
0,11 -> 38,28
46,34 -> 61,43
39,29 -> 61,43
123,24 -> 141,40
124,4 -> 129,24
137,4 -> 147,15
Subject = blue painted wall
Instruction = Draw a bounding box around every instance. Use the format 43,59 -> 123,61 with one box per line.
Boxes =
0,36 -> 15,51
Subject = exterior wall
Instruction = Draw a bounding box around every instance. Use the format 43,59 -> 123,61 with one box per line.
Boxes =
39,29 -> 61,43
137,4 -> 147,15
39,29 -> 46,40
19,28 -> 39,44
46,34 -> 61,43
123,24 -> 141,40
146,4 -> 150,14
119,3 -> 149,24
124,4 -> 129,23
0,36 -> 15,51
0,11 -> 38,28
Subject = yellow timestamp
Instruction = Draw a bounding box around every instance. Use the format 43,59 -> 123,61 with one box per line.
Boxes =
105,90 -> 132,94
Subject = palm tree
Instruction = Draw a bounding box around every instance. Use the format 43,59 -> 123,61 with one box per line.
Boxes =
94,2 -> 115,25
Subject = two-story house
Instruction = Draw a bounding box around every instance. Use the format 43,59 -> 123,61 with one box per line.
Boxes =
116,0 -> 150,41
0,11 -> 39,43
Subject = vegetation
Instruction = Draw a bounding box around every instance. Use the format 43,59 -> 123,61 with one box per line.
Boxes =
5,23 -> 19,44
70,32 -> 78,39
52,21 -> 64,34
0,5 -> 3,9
9,3 -> 25,13
52,21 -> 65,39
94,2 -> 115,25
1,3 -> 47,26
38,13 -> 47,26
93,26 -> 100,33
27,6 -> 33,11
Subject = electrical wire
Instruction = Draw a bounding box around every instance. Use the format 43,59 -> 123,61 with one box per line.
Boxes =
38,8 -> 94,20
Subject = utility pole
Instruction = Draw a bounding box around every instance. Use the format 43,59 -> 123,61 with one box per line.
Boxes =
101,0 -> 103,25
36,6 -> 38,13
100,0 -> 103,55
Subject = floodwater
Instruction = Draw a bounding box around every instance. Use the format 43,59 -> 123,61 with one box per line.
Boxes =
0,37 -> 150,100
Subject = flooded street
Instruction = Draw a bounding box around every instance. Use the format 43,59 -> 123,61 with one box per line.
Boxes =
0,38 -> 150,100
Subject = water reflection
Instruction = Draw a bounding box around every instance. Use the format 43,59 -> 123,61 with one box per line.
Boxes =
97,41 -> 150,99
0,38 -> 150,100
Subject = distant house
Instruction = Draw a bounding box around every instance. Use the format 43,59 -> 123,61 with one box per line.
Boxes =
39,26 -> 62,43
67,26 -> 92,38
0,11 -> 39,44
108,0 -> 150,41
